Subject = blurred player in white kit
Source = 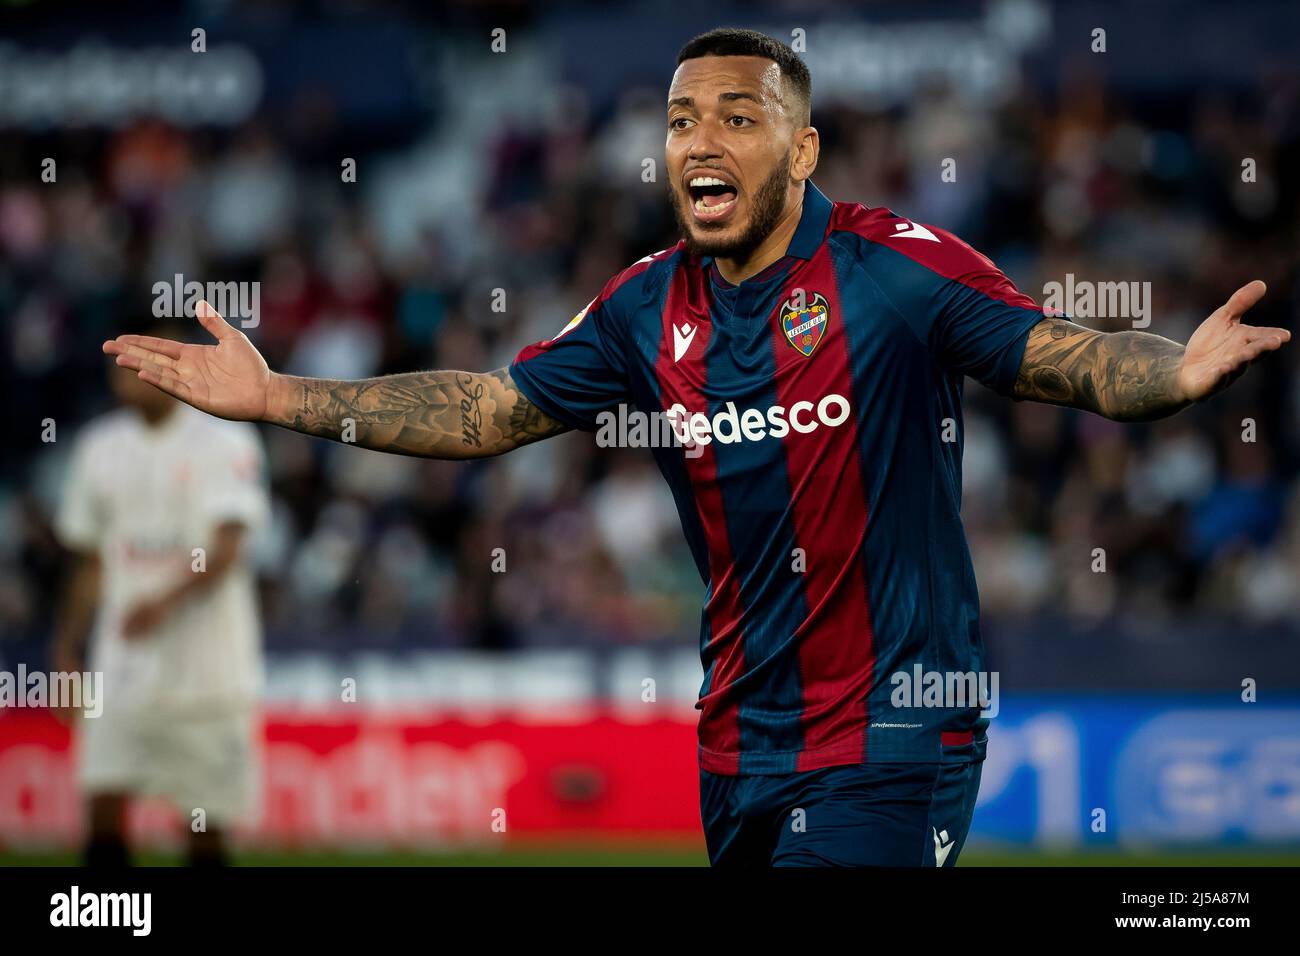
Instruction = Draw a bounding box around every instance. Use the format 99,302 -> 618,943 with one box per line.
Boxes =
52,321 -> 270,867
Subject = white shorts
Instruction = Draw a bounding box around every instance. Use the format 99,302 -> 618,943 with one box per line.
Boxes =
78,708 -> 260,827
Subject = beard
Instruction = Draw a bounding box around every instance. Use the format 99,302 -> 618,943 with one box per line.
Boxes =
670,151 -> 792,261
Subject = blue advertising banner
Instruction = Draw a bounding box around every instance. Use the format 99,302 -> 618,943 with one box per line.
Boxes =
973,696 -> 1300,848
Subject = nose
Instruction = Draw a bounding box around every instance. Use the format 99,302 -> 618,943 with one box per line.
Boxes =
686,126 -> 723,164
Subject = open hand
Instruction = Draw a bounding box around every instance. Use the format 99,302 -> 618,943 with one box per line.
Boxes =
103,301 -> 273,422
1176,281 -> 1290,402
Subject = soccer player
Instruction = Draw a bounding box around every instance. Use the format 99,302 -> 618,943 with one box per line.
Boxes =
102,30 -> 1289,866
54,325 -> 270,867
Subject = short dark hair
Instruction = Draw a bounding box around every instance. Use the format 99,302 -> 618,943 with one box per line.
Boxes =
676,28 -> 812,127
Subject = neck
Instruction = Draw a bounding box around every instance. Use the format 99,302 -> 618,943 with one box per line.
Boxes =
139,402 -> 177,427
713,183 -> 805,285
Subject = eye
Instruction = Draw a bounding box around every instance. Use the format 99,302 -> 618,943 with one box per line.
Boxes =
669,117 -> 693,131
727,115 -> 754,128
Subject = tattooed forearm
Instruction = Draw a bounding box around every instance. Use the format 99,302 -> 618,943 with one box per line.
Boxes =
267,367 -> 569,459
509,389 -> 564,440
1013,319 -> 1188,422
457,375 -> 486,448
488,368 -> 570,445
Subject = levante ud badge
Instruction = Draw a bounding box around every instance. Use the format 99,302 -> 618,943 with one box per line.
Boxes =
780,292 -> 829,357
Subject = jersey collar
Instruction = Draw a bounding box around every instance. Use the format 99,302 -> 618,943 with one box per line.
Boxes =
708,255 -> 791,290
786,180 -> 833,260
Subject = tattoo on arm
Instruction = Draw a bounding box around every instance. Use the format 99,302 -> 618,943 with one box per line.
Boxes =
1013,319 -> 1188,422
272,368 -> 569,458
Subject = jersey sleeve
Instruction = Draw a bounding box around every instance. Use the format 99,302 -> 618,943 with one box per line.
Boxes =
873,223 -> 1046,396
54,436 -> 104,553
509,273 -> 635,432
929,237 -> 1047,395
197,425 -> 271,534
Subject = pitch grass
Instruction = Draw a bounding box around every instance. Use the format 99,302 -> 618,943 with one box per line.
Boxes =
4,846 -> 1300,867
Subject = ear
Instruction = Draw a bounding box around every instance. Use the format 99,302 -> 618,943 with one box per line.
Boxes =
790,126 -> 819,183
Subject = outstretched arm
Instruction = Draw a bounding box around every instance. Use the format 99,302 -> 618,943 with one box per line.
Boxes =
266,368 -> 566,458
1013,280 -> 1290,422
52,551 -> 99,672
50,550 -> 99,722
103,301 -> 569,459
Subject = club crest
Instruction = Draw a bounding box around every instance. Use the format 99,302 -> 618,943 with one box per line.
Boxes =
780,292 -> 829,357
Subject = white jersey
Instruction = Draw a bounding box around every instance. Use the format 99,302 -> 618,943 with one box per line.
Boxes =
55,404 -> 270,716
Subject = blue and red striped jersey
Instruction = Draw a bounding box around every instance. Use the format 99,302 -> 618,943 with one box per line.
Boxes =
511,183 -> 1045,774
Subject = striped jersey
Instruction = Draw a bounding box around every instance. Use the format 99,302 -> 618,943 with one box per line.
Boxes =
511,182 -> 1044,775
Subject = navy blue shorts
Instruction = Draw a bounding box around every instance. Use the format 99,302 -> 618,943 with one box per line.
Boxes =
700,755 -> 983,867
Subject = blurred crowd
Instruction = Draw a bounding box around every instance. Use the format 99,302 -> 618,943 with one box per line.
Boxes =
2,38 -> 1299,658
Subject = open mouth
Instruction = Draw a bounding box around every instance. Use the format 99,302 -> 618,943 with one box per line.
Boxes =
687,174 -> 739,222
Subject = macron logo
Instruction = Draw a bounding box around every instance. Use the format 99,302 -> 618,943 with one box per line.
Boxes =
673,321 -> 697,363
894,220 -> 940,242
932,827 -> 955,867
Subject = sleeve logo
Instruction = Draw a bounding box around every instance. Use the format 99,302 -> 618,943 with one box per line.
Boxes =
552,298 -> 595,342
892,220 -> 940,242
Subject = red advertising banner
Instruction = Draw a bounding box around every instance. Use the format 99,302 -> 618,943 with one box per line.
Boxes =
0,710 -> 702,849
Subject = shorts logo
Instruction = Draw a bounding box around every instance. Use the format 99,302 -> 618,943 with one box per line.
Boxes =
933,827 -> 955,866
780,292 -> 829,357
